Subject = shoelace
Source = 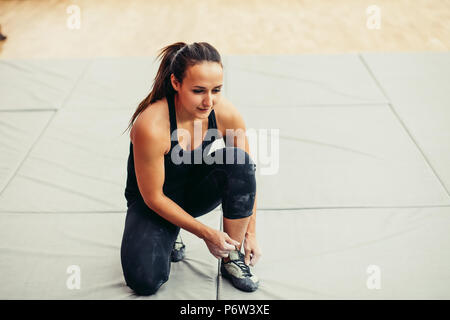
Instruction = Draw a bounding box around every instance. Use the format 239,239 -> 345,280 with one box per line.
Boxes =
230,252 -> 251,277
173,235 -> 185,250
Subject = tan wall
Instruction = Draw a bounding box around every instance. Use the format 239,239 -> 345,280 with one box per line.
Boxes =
0,0 -> 449,58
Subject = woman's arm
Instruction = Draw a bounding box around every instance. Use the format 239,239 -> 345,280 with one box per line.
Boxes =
132,116 -> 239,258
217,98 -> 261,266
218,99 -> 257,237
133,120 -> 208,238
246,193 -> 257,236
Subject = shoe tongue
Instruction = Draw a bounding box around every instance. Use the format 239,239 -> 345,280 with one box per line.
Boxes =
229,250 -> 241,261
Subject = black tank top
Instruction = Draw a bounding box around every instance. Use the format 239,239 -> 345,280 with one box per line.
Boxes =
124,93 -> 222,207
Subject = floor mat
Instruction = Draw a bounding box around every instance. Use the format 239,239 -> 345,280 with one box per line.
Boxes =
0,211 -> 221,299
362,52 -> 450,194
218,207 -> 450,299
1,54 -> 449,299
0,58 -> 91,111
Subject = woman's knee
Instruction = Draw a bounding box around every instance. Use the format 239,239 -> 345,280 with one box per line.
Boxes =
218,148 -> 256,218
125,270 -> 168,296
219,147 -> 257,182
223,147 -> 255,166
121,241 -> 172,296
226,148 -> 256,185
208,146 -> 255,167
222,191 -> 256,219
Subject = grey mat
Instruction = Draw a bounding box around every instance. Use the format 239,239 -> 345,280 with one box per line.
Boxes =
241,105 -> 450,208
362,52 -> 450,195
0,111 -> 54,193
225,54 -> 388,107
64,57 -> 159,110
218,207 -> 450,299
0,58 -> 91,111
0,211 -> 221,299
1,54 -> 449,299
0,108 -> 132,213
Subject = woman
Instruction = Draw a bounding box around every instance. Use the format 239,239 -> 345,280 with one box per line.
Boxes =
121,42 -> 261,296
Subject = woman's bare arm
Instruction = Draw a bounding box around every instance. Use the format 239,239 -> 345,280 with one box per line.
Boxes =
132,114 -> 240,258
132,117 -> 209,239
217,99 -> 257,234
218,98 -> 261,265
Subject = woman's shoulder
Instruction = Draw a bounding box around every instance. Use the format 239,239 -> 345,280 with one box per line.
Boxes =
130,97 -> 170,146
214,96 -> 245,132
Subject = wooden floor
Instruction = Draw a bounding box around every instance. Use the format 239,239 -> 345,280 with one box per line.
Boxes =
0,0 -> 449,58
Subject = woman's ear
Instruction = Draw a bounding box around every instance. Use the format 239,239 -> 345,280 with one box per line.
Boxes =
170,74 -> 180,92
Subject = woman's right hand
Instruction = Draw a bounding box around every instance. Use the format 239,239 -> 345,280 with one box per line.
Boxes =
203,228 -> 240,259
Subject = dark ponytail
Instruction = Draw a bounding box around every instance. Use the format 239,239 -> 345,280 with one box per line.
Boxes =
123,41 -> 223,134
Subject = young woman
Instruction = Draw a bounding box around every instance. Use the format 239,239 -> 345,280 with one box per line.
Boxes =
121,42 -> 261,296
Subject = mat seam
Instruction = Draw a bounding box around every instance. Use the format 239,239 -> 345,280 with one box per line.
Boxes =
59,59 -> 93,111
0,113 -> 57,197
358,53 -> 450,200
0,108 -> 58,112
216,210 -> 224,300
0,59 -> 93,197
2,204 -> 450,214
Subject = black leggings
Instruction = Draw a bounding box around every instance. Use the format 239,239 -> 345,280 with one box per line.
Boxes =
120,147 -> 257,296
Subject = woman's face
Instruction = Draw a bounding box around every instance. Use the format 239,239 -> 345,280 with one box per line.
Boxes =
171,61 -> 223,121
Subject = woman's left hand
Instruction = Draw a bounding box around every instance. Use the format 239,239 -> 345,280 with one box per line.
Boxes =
243,233 -> 262,267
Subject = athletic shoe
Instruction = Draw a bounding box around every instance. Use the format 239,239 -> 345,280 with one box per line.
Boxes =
170,234 -> 186,262
220,249 -> 259,292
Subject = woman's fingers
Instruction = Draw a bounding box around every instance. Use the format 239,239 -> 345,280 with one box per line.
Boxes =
244,251 -> 251,266
250,255 -> 258,266
222,242 -> 236,251
207,243 -> 230,258
204,230 -> 242,259
250,250 -> 262,266
225,235 -> 240,248
212,250 -> 229,259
